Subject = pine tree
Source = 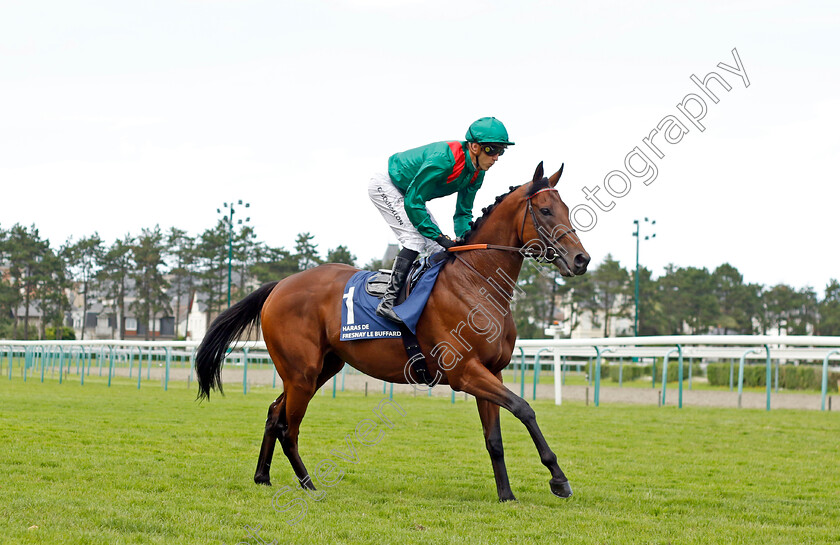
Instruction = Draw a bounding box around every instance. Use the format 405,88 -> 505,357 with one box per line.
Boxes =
61,234 -> 103,340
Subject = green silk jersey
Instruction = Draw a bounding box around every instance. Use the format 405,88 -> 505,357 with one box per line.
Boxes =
387,141 -> 485,240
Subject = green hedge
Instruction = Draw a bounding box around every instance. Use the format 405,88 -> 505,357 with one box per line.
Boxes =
607,364 -> 651,382
603,361 -> 703,383
706,363 -> 840,392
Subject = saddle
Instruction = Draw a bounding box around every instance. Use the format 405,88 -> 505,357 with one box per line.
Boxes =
364,253 -> 446,304
363,252 -> 448,386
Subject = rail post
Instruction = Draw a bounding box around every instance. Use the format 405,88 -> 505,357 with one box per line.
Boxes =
164,347 -> 172,391
737,348 -> 761,408
41,346 -> 47,383
533,348 -> 550,401
822,350 -> 839,411
561,355 -> 567,386
547,325 -> 563,405
661,348 -> 679,406
676,345 -> 684,408
58,346 -> 65,382
593,347 -> 615,407
147,346 -> 152,380
79,346 -> 87,386
108,346 -> 115,387
764,344 -> 772,411
137,346 -> 143,390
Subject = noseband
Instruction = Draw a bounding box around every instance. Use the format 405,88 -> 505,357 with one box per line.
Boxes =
449,185 -> 577,264
518,187 -> 576,264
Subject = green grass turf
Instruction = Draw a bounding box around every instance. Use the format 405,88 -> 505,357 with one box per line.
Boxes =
2,378 -> 839,544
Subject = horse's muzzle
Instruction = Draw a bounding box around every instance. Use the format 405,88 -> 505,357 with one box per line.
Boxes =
573,252 -> 591,275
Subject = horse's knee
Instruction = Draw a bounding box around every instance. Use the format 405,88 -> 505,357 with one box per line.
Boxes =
485,435 -> 505,459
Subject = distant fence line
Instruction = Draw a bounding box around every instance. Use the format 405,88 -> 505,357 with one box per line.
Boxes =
2,336 -> 839,411
516,335 -> 840,411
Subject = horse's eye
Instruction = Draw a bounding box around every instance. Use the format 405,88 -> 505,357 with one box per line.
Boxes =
540,208 -> 552,216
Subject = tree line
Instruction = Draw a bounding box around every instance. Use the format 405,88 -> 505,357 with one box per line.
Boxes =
515,255 -> 840,338
2,222 -> 837,341
0,222 -> 357,340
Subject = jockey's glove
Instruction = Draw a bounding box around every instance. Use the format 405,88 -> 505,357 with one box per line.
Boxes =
435,235 -> 457,249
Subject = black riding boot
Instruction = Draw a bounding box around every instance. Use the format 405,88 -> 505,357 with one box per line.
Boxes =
376,249 -> 417,323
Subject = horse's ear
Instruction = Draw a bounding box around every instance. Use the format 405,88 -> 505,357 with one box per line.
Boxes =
548,163 -> 565,187
532,161 -> 544,183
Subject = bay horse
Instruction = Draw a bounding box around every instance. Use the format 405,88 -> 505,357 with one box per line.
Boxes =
195,162 -> 590,502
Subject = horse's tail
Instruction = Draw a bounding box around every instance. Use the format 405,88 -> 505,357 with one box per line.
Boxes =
195,281 -> 279,400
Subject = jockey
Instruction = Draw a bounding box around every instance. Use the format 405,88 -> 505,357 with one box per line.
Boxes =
368,116 -> 514,323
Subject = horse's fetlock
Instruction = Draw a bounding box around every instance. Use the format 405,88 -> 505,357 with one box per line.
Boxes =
540,451 -> 558,468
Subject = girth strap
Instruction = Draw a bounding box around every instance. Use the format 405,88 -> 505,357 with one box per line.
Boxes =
397,323 -> 437,386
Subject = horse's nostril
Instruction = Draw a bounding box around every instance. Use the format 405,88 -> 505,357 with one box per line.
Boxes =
574,253 -> 590,271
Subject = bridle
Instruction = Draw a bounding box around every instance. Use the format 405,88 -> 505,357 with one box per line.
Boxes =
450,185 -> 577,264
448,184 -> 577,296
519,187 -> 577,264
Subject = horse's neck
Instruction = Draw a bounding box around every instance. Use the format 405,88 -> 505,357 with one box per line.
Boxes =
452,206 -> 526,298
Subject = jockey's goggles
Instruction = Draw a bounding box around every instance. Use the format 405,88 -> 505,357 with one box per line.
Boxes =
480,144 -> 506,156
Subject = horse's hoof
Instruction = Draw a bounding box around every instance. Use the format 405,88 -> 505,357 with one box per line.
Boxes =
499,494 -> 517,503
550,479 -> 573,498
254,474 -> 271,486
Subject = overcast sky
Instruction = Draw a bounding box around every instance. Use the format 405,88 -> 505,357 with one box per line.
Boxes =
2,1 -> 838,294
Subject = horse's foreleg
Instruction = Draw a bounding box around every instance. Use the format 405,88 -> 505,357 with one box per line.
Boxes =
454,362 -> 572,498
476,383 -> 516,502
254,393 -> 286,485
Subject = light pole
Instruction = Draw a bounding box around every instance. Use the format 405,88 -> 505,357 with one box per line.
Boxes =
632,217 -> 656,336
217,200 -> 251,308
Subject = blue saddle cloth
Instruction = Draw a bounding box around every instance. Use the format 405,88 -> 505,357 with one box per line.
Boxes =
340,256 -> 446,341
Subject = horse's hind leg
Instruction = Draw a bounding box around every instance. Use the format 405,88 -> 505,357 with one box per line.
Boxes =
277,353 -> 344,490
254,392 -> 286,485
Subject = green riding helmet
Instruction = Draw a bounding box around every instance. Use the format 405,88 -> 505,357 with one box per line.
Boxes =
465,117 -> 515,145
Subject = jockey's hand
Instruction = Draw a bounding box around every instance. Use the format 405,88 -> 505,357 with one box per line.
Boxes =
435,235 -> 457,250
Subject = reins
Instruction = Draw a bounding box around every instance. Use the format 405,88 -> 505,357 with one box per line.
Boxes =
445,185 -> 576,300
448,186 -> 576,263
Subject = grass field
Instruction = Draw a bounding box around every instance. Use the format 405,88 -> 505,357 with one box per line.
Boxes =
2,378 -> 839,544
